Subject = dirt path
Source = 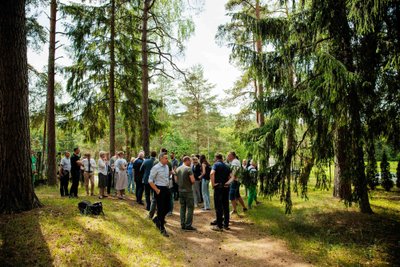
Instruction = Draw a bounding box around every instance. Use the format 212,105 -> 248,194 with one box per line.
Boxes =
156,202 -> 311,267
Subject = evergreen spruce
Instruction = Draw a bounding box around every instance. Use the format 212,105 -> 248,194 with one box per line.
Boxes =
380,152 -> 393,191
396,160 -> 400,189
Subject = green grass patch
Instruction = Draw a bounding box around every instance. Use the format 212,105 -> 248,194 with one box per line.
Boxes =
0,186 -> 184,266
246,183 -> 400,266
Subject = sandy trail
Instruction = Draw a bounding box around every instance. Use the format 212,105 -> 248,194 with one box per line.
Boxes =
147,201 -> 312,267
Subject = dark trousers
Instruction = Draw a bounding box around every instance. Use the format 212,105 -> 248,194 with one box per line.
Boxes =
60,170 -> 69,196
136,180 -> 144,203
153,186 -> 171,232
214,187 -> 230,228
69,171 -> 80,197
173,181 -> 179,200
144,183 -> 152,210
107,172 -> 113,194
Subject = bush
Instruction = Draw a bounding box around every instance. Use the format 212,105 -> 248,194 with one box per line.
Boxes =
380,152 -> 393,191
366,161 -> 378,190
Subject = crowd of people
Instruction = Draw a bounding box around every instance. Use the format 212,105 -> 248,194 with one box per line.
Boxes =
58,147 -> 261,237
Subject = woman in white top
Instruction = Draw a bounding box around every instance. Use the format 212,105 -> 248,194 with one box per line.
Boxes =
114,151 -> 128,199
98,151 -> 108,199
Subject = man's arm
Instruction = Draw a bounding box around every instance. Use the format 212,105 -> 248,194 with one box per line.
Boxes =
210,169 -> 217,187
189,174 -> 195,184
225,172 -> 235,186
148,166 -> 160,194
149,182 -> 160,195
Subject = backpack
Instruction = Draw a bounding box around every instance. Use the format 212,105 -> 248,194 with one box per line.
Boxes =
78,200 -> 104,215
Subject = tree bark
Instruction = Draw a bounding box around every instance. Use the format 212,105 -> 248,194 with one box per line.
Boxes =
329,0 -> 372,213
333,126 -> 351,201
255,0 -> 264,127
141,0 -> 152,156
0,0 -> 42,213
109,0 -> 116,156
46,0 -> 57,186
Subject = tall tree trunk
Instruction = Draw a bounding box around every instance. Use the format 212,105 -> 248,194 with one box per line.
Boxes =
0,0 -> 42,213
255,0 -> 264,127
283,120 -> 295,213
329,0 -> 372,213
141,0 -> 152,156
46,0 -> 57,186
41,105 -> 47,177
109,0 -> 116,156
333,126 -> 351,201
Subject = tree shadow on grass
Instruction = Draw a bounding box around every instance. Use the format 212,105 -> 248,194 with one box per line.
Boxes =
0,209 -> 53,266
246,203 -> 400,266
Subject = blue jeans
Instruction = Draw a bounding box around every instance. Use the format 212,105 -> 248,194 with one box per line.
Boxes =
127,172 -> 134,193
202,178 -> 210,209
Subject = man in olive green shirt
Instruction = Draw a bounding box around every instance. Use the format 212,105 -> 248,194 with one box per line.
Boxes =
175,156 -> 196,231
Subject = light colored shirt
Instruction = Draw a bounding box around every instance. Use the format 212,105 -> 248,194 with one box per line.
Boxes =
82,158 -> 96,172
231,158 -> 241,180
60,157 -> 71,171
98,158 -> 107,176
114,158 -> 127,173
148,162 -> 169,186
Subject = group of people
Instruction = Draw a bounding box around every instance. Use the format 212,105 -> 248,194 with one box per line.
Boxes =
58,147 -> 261,237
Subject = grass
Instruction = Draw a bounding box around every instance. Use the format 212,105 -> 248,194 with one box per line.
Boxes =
245,179 -> 400,266
0,186 -> 185,267
1,179 -> 399,266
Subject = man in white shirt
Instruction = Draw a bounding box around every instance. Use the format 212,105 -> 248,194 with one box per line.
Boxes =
149,152 -> 171,237
82,153 -> 96,196
59,151 -> 71,197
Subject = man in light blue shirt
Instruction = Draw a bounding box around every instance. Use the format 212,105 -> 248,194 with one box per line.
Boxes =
149,152 -> 171,237
59,151 -> 71,197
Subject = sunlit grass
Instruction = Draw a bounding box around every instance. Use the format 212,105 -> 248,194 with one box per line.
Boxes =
245,178 -> 400,266
0,186 -> 184,267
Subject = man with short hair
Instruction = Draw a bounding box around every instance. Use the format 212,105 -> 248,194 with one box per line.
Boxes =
170,152 -> 179,200
148,152 -> 171,237
227,152 -> 247,214
69,147 -> 82,198
60,151 -> 71,197
211,153 -> 231,231
82,153 -> 96,196
141,150 -> 157,211
175,156 -> 196,231
134,151 -> 145,204
247,160 -> 258,209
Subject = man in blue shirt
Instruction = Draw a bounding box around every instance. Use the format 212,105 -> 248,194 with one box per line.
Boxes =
210,153 -> 231,231
149,152 -> 171,237
133,151 -> 145,205
170,152 -> 179,200
140,150 -> 157,211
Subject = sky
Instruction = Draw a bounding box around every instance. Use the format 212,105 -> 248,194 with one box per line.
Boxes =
28,0 -> 242,114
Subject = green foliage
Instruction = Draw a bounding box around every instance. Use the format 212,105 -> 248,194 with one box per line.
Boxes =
397,160 -> 400,188
380,152 -> 393,191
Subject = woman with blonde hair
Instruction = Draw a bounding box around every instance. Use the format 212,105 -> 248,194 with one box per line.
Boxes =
98,151 -> 108,199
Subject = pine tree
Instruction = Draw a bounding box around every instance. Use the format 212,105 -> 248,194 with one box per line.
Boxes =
0,0 -> 42,213
396,160 -> 400,189
380,152 -> 393,191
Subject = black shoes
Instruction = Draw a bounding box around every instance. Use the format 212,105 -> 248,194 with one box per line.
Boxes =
184,226 -> 197,231
161,229 -> 169,237
211,226 -> 223,232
